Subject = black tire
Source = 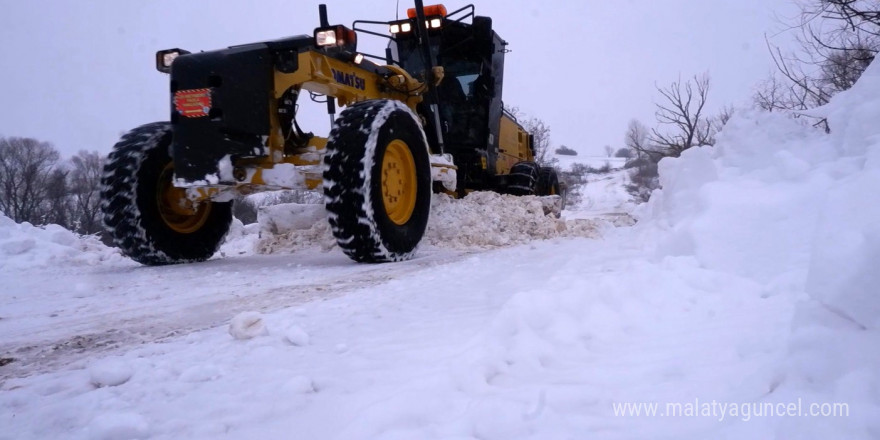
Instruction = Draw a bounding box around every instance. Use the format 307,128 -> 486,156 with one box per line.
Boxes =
323,100 -> 432,263
507,161 -> 540,195
537,166 -> 565,217
100,122 -> 233,265
536,167 -> 561,196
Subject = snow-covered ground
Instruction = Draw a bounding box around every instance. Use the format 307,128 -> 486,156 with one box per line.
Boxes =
566,168 -> 636,223
3,63 -> 879,439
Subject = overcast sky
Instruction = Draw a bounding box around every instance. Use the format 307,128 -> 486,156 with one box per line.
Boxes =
0,0 -> 799,158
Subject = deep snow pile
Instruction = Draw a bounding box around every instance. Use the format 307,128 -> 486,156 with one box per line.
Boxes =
0,214 -> 126,271
0,189 -> 607,268
425,192 -> 599,247
636,61 -> 880,437
250,192 -> 602,255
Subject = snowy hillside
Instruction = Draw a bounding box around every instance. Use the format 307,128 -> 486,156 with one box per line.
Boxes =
3,62 -> 880,439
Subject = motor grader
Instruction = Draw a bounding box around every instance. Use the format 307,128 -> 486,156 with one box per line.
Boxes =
100,2 -> 562,265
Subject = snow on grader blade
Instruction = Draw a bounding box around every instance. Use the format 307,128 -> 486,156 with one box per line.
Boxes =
99,2 -> 564,266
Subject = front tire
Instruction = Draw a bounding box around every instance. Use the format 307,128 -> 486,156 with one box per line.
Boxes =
100,122 -> 232,265
507,161 -> 540,195
323,100 -> 432,263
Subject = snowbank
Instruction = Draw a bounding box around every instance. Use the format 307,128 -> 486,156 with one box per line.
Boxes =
0,214 -> 126,271
804,61 -> 880,330
637,61 -> 880,437
425,192 -> 599,248
247,192 -> 603,255
0,189 -> 607,270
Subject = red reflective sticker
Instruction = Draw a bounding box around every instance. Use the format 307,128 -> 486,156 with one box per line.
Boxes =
174,88 -> 211,118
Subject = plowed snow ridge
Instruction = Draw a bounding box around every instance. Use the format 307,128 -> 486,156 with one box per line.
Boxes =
0,191 -> 610,270
255,192 -> 604,254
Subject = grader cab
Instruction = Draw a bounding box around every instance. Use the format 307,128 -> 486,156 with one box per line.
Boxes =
99,2 -> 562,266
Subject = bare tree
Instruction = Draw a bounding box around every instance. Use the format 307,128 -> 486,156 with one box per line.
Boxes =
0,137 -> 61,223
808,1 -> 879,101
716,105 -> 735,127
622,119 -> 661,201
621,76 -> 728,203
757,0 -> 879,122
753,74 -> 790,112
819,43 -> 875,90
525,117 -> 553,166
819,0 -> 880,29
624,119 -> 655,159
68,150 -> 105,234
765,39 -> 834,110
43,168 -> 71,227
649,73 -> 715,158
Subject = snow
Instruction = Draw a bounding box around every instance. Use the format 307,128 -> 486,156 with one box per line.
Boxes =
88,357 -> 134,388
567,168 -> 637,222
633,60 -> 880,438
0,214 -> 126,271
425,192 -> 599,248
430,153 -> 458,192
260,163 -> 304,188
258,203 -> 327,235
243,192 -> 602,256
228,311 -> 268,340
3,62 -> 880,439
282,325 -> 310,347
88,412 -> 150,440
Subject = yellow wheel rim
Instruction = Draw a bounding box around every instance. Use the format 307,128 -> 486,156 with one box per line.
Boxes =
157,163 -> 212,234
381,139 -> 417,226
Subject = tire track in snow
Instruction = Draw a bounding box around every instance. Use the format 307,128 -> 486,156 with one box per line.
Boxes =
0,249 -> 476,381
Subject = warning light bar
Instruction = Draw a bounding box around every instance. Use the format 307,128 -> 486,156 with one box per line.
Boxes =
407,4 -> 447,19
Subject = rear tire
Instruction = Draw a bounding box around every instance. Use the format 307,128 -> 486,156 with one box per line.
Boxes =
323,100 -> 432,263
537,166 -> 565,217
536,166 -> 561,196
100,122 -> 232,265
507,161 -> 539,195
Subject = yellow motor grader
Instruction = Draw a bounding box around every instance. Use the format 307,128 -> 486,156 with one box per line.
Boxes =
100,2 -> 562,265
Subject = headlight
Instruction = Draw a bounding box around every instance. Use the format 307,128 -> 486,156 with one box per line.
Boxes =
155,48 -> 190,74
313,25 -> 357,51
390,20 -> 414,35
315,29 -> 338,47
163,52 -> 180,67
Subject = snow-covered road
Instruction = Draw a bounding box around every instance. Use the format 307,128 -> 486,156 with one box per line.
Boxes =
2,247 -> 477,380
2,229 -> 798,440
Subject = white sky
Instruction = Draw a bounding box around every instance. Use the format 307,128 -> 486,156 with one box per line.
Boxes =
0,0 -> 799,157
